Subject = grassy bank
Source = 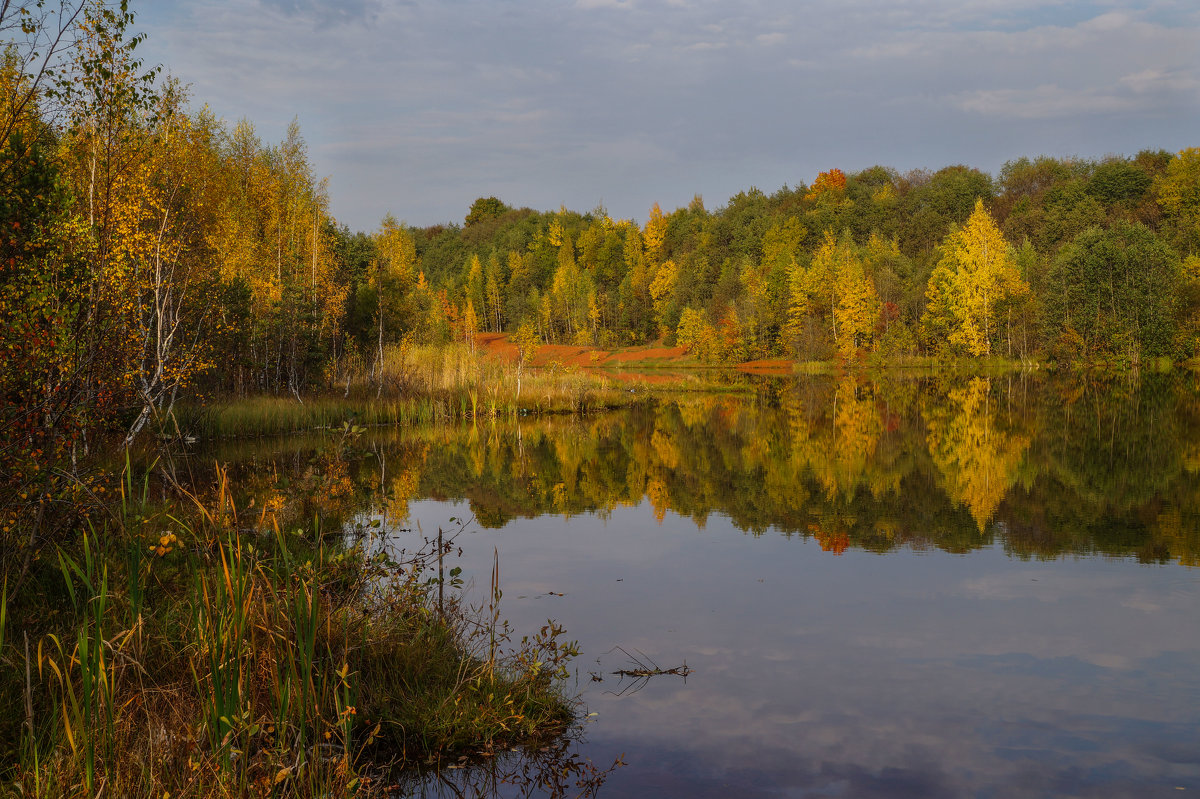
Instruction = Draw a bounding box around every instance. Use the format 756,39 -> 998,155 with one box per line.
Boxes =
177,342 -> 756,439
172,343 -> 1061,442
0,462 -> 581,797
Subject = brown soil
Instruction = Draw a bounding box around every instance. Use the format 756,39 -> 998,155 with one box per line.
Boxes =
736,359 -> 795,376
607,346 -> 688,363
474,333 -> 785,373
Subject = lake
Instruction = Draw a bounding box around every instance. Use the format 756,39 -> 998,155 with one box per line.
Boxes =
204,372 -> 1200,797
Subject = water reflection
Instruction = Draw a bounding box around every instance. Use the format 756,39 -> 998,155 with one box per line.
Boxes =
212,372 -> 1200,565
196,372 -> 1200,796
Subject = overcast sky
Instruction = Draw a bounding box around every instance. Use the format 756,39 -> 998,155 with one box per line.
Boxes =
137,0 -> 1199,232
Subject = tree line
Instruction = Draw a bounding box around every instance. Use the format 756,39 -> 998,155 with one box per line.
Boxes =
375,153 -> 1196,368
3,3 -> 1200,532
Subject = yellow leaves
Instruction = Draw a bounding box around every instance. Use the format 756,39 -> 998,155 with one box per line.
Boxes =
373,215 -> 418,290
925,378 -> 1031,531
762,217 -> 807,274
1155,147 -> 1200,221
152,531 -> 178,557
791,231 -> 879,358
547,218 -> 565,248
645,477 -> 669,524
649,259 -> 677,305
832,247 -> 879,360
386,468 -> 421,524
925,200 -> 1028,357
649,259 -> 678,332
1182,255 -> 1200,282
462,300 -> 479,341
642,202 -> 667,261
650,429 -> 680,471
551,482 -> 569,513
676,307 -> 724,363
801,377 -> 881,501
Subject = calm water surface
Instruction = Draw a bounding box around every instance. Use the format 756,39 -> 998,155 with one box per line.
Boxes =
208,373 -> 1200,798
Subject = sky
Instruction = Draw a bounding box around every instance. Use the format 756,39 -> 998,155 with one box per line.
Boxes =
137,0 -> 1200,232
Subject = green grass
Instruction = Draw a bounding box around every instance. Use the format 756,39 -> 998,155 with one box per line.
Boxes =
175,396 -> 425,438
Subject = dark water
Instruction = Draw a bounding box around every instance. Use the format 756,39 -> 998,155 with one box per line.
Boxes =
206,373 -> 1200,797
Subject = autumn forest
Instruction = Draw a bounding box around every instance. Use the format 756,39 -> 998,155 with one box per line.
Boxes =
4,1 -> 1200,795
5,4 -> 1200,458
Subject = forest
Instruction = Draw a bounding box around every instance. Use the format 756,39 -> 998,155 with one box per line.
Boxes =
4,1 -> 1200,794
4,1 -> 1200,459
5,0 -> 1200,586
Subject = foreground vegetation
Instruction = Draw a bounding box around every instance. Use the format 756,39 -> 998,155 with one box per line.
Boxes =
0,457 -> 588,796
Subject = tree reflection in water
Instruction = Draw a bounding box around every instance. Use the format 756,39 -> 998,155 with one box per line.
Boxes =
203,371 -> 1200,569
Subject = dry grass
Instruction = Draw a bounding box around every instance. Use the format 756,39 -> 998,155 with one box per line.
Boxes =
0,460 -> 580,797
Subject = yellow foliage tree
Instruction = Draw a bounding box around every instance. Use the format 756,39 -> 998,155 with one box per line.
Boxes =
649,258 -> 678,335
791,231 -> 879,359
106,96 -> 225,442
1155,147 -> 1200,255
923,200 -> 1028,356
675,307 -> 724,362
833,239 -> 880,359
370,214 -> 418,383
643,202 -> 668,262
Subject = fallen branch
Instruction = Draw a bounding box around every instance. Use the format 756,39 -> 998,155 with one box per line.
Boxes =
604,646 -> 693,695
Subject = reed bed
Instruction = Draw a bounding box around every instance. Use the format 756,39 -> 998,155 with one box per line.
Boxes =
378,342 -> 639,417
176,396 -> 425,439
180,344 -> 661,439
0,460 -> 579,797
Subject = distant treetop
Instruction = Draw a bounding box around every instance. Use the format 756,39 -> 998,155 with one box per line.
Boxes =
465,196 -> 512,226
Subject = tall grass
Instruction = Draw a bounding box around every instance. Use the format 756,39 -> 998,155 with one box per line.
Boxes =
178,343 -> 659,439
0,462 -> 580,797
175,396 -> 422,439
376,342 -> 635,417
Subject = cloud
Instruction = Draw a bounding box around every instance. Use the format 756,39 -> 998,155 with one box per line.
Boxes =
1119,68 -> 1200,94
575,0 -> 635,9
849,40 -> 924,59
680,40 -> 727,52
1082,10 -> 1130,31
955,85 -> 1137,119
136,0 -> 1200,230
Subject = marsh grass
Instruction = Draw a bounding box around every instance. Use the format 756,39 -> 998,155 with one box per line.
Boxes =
378,342 -> 636,417
175,396 -> 421,439
178,344 -> 661,439
0,460 -> 580,797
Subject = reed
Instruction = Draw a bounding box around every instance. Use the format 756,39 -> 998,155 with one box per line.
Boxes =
0,461 -> 579,797
175,396 -> 424,439
170,341 -> 763,443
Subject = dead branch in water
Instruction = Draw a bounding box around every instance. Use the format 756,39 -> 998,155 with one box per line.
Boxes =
604,646 -> 693,696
